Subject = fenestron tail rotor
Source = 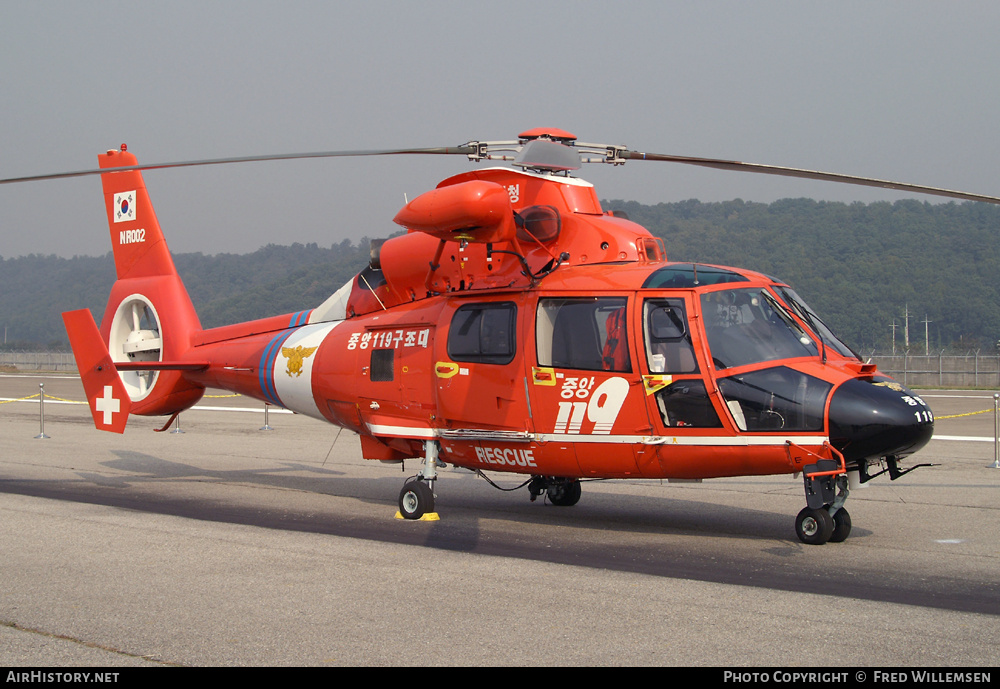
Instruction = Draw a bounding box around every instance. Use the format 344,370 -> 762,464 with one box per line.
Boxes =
109,295 -> 162,400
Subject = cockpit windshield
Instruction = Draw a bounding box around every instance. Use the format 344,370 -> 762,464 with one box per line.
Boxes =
701,287 -> 818,369
774,287 -> 860,361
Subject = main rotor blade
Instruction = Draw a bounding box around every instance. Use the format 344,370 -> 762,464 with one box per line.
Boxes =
7,138 -> 999,206
0,146 -> 477,185
623,150 -> 1000,205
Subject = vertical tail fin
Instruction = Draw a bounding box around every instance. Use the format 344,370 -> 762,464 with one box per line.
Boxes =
100,146 -> 179,280
72,147 -> 206,417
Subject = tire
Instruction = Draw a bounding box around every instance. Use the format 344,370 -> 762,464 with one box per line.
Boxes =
399,480 -> 435,519
548,479 -> 582,507
829,507 -> 852,543
795,506 -> 833,545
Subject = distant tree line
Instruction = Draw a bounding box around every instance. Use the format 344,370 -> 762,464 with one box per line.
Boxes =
0,240 -> 370,349
2,199 -> 999,353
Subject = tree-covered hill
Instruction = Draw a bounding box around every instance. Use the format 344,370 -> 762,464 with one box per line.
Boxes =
2,198 -> 998,353
0,241 -> 370,348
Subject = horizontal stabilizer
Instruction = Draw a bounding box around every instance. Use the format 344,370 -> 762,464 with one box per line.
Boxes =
62,309 -> 132,433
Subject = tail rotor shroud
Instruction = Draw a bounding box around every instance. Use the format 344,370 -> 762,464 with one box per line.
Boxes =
108,294 -> 162,400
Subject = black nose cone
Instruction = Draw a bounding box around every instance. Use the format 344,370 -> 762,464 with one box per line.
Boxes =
828,378 -> 934,463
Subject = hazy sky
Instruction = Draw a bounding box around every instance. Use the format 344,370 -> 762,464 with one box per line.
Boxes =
3,1 -> 1000,258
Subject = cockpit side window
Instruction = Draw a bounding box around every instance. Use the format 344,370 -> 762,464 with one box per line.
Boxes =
643,299 -> 699,374
654,379 -> 722,428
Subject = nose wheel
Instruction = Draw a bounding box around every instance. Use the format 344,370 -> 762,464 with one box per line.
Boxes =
796,454 -> 851,545
795,506 -> 833,544
829,506 -> 852,542
794,504 -> 851,545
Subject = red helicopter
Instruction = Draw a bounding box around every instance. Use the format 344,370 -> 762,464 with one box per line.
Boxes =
9,128 -> 999,544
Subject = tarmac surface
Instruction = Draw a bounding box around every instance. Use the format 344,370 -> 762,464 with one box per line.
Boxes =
1,374 -> 998,666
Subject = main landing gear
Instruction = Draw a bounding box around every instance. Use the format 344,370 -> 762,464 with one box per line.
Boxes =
398,478 -> 435,519
395,445 -> 587,519
527,476 -> 582,506
397,441 -> 440,521
795,457 -> 852,545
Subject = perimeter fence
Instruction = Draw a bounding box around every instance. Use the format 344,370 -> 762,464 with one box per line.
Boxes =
0,351 -> 76,372
867,352 -> 1000,389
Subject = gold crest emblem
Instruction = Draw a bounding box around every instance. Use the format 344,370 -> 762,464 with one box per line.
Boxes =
873,381 -> 905,392
281,345 -> 319,378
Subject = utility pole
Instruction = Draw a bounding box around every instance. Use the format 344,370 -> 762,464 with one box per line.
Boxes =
890,320 -> 897,355
922,315 -> 932,356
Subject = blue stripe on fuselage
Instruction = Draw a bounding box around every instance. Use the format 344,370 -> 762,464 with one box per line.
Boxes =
258,330 -> 293,406
289,310 -> 311,327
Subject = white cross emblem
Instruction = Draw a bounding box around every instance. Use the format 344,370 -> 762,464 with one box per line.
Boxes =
95,385 -> 121,426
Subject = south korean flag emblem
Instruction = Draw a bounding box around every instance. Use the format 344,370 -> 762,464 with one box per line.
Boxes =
114,191 -> 136,223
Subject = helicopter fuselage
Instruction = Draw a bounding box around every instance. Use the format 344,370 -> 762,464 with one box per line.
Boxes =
64,138 -> 936,541
179,258 -> 933,483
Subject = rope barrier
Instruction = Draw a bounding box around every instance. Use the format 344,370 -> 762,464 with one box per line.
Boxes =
937,409 -> 992,419
40,394 -> 86,404
3,393 -> 239,404
0,393 -> 40,404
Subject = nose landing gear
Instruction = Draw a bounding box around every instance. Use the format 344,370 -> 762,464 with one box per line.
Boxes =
795,506 -> 833,545
795,503 -> 852,545
794,450 -> 852,545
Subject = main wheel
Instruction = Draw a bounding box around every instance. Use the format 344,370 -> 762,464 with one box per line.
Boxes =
398,480 -> 435,519
795,506 -> 834,545
829,507 -> 852,543
547,479 -> 582,507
